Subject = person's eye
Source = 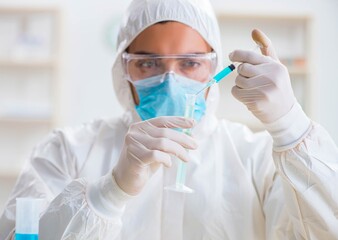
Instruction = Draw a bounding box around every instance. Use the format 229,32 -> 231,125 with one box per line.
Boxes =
136,60 -> 158,68
181,59 -> 201,68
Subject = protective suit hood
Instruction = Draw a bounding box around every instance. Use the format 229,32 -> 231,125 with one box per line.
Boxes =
112,0 -> 223,135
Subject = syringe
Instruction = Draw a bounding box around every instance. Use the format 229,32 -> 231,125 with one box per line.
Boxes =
195,33 -> 267,96
195,62 -> 238,96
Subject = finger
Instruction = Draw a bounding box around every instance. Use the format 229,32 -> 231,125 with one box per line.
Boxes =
235,73 -> 274,89
143,150 -> 172,168
229,50 -> 271,65
145,116 -> 195,129
238,62 -> 279,78
138,123 -> 197,149
231,85 -> 266,104
237,63 -> 262,78
251,28 -> 279,61
141,134 -> 191,162
132,117 -> 198,149
128,132 -> 192,163
128,143 -> 172,167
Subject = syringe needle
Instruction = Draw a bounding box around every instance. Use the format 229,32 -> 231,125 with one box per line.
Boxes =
195,79 -> 215,96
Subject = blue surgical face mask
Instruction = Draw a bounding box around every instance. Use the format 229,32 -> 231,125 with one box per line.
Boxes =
133,72 -> 207,121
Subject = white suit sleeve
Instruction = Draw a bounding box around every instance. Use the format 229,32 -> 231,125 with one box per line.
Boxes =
264,103 -> 338,239
39,172 -> 132,239
0,130 -> 133,240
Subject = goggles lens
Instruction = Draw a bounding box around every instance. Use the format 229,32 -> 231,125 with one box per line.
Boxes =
122,52 -> 217,83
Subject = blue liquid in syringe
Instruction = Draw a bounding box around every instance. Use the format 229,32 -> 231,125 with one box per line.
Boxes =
213,63 -> 236,82
195,63 -> 236,95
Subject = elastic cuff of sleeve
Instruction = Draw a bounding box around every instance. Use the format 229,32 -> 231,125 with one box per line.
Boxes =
263,102 -> 311,151
86,171 -> 134,220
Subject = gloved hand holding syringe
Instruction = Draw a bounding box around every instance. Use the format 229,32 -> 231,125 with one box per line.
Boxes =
195,29 -> 270,96
165,29 -> 272,193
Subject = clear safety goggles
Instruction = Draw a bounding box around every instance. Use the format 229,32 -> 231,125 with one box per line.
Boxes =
122,52 -> 217,83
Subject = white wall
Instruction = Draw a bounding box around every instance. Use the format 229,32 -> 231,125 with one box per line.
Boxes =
57,0 -> 130,127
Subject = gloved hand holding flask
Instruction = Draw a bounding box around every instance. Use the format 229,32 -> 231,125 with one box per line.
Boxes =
113,116 -> 197,195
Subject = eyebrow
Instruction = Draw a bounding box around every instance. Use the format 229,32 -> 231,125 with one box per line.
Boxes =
133,51 -> 156,55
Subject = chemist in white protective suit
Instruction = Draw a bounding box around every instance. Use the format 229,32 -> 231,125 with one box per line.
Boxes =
1,0 -> 338,239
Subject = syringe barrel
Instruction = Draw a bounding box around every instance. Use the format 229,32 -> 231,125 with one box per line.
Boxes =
213,64 -> 236,83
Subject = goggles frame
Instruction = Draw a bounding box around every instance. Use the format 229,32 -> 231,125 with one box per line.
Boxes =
122,51 -> 217,83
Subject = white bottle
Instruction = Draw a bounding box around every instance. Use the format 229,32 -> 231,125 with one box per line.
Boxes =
15,198 -> 43,240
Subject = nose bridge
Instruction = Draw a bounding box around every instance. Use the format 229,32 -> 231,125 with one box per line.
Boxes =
163,58 -> 178,73
163,70 -> 176,81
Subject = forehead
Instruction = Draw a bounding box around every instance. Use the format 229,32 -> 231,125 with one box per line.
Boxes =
127,21 -> 212,54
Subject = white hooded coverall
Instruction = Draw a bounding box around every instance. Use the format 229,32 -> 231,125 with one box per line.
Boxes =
1,0 -> 338,239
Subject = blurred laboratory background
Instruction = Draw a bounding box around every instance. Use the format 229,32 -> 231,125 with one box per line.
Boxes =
1,0 -> 338,213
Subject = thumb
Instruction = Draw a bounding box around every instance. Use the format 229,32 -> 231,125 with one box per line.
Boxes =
252,29 -> 279,61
